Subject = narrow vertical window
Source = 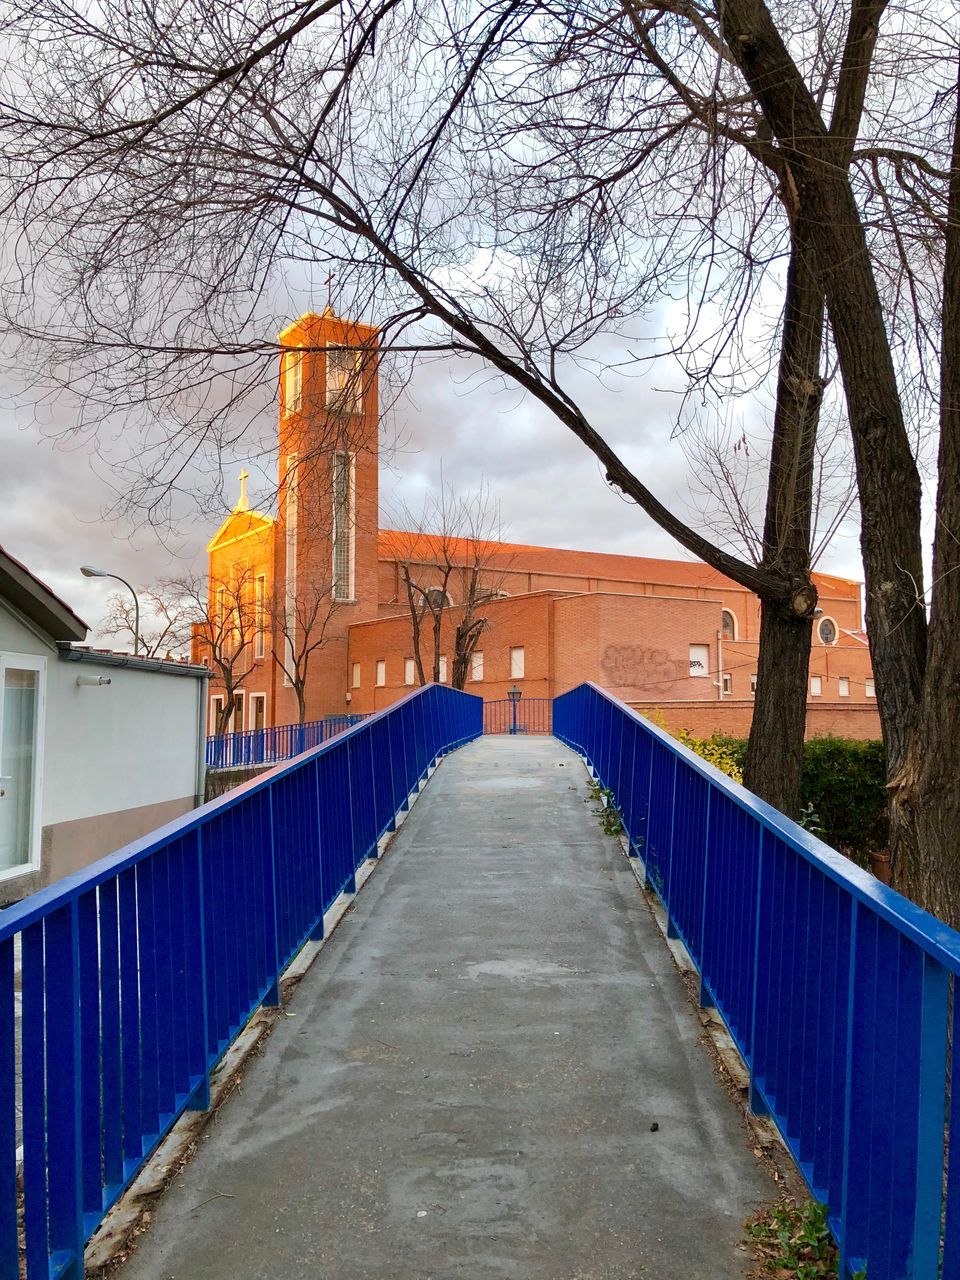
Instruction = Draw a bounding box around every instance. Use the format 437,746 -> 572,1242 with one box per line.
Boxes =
865,678 -> 876,698
284,350 -> 302,413
471,651 -> 484,682
404,658 -> 415,685
838,676 -> 850,697
284,453 -> 298,684
722,672 -> 732,695
376,660 -> 386,687
352,662 -> 361,689
810,675 -> 823,696
438,656 -> 448,683
332,451 -> 354,600
255,574 -> 266,659
326,344 -> 361,411
750,674 -> 757,696
510,646 -> 525,679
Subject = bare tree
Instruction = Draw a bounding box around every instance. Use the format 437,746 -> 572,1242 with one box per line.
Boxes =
2,0 -> 960,913
270,580 -> 341,724
100,580 -> 198,659
386,479 -> 508,689
184,567 -> 258,737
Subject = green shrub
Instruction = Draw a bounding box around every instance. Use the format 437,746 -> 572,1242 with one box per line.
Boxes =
672,732 -> 887,865
799,737 -> 887,865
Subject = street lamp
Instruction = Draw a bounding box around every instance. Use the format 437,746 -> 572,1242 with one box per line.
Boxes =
81,565 -> 141,656
507,683 -> 522,736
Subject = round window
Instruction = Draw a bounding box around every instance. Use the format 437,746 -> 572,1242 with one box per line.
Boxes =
817,616 -> 838,645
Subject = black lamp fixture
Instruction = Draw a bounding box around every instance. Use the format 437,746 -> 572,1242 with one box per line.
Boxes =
507,684 -> 522,703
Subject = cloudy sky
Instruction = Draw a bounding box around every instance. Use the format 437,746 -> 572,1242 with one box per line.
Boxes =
1,311 -> 868,640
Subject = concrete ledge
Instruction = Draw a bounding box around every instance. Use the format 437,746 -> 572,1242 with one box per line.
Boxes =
84,758 -> 445,1275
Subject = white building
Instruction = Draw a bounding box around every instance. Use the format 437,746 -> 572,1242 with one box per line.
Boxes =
0,546 -> 207,903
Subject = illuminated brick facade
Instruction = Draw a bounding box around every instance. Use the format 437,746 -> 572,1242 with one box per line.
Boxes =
197,312 -> 881,741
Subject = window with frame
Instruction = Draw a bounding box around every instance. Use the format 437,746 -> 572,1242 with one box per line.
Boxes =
750,674 -> 757,696
0,655 -> 45,875
838,676 -> 850,697
352,662 -> 361,689
404,657 -> 415,686
866,678 -> 876,698
471,651 -> 484,682
722,672 -> 732,695
250,693 -> 266,732
817,616 -> 838,645
688,644 -> 709,677
376,660 -> 386,687
326,344 -> 362,411
509,646 -> 525,679
210,694 -> 224,732
438,656 -> 448,683
284,350 -> 302,413
810,675 -> 823,696
721,609 -> 737,641
332,451 -> 354,601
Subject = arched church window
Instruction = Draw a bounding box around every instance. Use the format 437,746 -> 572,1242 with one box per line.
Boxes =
721,609 -> 737,641
425,588 -> 453,609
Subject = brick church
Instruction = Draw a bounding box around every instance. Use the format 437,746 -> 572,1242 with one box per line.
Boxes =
197,311 -> 880,741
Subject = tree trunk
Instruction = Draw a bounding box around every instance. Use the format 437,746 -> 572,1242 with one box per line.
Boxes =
744,601 -> 813,815
888,55 -> 960,921
720,0 -> 927,864
743,226 -> 822,816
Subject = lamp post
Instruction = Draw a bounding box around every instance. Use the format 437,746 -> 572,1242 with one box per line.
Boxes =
507,683 -> 522,735
81,565 -> 141,655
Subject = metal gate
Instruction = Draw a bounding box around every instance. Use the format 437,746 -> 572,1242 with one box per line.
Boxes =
483,697 -> 553,735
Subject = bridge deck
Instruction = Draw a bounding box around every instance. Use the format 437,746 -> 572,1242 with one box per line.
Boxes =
117,737 -> 769,1280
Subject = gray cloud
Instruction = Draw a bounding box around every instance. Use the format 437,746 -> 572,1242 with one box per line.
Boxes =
0,325 -> 868,645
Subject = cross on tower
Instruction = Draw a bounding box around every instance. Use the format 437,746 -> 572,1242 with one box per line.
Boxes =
236,468 -> 250,512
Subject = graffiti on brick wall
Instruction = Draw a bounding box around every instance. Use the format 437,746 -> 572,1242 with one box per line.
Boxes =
600,644 -> 679,688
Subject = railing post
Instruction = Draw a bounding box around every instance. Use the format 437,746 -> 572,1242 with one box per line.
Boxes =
664,755 -> 679,936
747,828 -> 768,1116
838,900 -> 863,1276
44,900 -> 86,1280
263,788 -> 282,1006
187,828 -> 212,1109
910,954 -> 949,1276
311,760 -> 326,941
696,789 -> 715,1007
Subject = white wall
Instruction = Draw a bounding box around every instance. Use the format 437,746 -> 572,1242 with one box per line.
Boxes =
0,600 -> 204,827
43,659 -> 203,825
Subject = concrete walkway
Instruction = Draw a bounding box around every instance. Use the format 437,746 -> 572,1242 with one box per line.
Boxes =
118,737 -> 769,1280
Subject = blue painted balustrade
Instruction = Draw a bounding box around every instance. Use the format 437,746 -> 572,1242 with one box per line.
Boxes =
555,681 -> 960,1280
206,713 -> 368,770
482,697 -> 552,735
2,683 -> 481,1280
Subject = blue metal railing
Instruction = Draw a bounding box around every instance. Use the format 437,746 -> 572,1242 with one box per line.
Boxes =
206,714 -> 368,770
555,682 -> 960,1280
483,697 -> 552,735
3,683 -> 481,1279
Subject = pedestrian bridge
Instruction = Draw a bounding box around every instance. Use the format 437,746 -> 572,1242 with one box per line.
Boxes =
3,684 -> 959,1280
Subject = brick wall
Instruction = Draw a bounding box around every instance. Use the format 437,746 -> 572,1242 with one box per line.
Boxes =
629,699 -> 882,741
555,593 -> 722,701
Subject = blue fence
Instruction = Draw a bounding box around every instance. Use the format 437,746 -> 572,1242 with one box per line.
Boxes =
206,714 -> 367,770
555,682 -> 960,1280
483,697 -> 552,735
3,683 -> 481,1279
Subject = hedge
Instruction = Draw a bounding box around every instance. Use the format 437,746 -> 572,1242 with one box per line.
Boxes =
680,733 -> 887,867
